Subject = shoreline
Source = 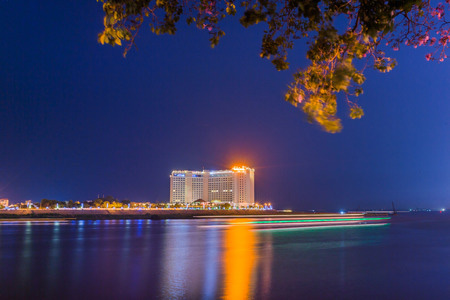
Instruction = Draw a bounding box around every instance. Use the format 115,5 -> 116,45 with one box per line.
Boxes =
0,209 -> 310,220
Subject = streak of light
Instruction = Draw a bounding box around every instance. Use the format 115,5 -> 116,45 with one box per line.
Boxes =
253,223 -> 390,232
247,217 -> 390,224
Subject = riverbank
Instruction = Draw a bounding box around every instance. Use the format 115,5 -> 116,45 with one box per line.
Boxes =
0,209 -> 304,220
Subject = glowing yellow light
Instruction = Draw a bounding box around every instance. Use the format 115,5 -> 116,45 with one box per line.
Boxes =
232,166 -> 246,171
223,220 -> 257,300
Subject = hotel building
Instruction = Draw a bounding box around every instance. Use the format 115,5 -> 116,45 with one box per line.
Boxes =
170,166 -> 255,206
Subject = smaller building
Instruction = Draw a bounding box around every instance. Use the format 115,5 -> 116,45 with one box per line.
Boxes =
0,198 -> 9,207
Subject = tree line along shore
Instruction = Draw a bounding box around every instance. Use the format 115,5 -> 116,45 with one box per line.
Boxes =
1,196 -> 269,210
0,209 -> 295,220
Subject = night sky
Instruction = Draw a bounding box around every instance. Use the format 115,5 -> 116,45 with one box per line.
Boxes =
1,2 -> 449,210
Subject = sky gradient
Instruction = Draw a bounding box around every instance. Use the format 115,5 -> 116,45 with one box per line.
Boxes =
1,2 -> 449,210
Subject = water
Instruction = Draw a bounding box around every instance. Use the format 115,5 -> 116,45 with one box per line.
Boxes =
1,213 -> 450,299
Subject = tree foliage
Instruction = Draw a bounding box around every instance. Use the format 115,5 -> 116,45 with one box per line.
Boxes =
40,199 -> 61,209
97,0 -> 450,132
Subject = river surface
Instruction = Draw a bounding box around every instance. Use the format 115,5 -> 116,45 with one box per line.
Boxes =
1,213 -> 450,299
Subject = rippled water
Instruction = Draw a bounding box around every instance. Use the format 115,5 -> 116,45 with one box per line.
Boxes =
1,213 -> 450,299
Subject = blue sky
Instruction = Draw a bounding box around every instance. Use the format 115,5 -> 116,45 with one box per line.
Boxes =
0,1 -> 449,210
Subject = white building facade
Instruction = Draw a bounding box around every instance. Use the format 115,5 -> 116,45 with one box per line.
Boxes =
170,166 -> 255,206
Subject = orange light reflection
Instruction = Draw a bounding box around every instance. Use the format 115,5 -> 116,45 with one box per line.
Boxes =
223,219 -> 258,300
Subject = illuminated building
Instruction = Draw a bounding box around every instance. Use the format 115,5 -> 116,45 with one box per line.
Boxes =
170,166 -> 255,206
0,198 -> 8,207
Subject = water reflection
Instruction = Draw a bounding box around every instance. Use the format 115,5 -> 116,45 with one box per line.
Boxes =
202,227 -> 220,299
259,233 -> 273,300
339,232 -> 346,291
0,218 -> 408,300
161,221 -> 190,299
46,222 -> 61,290
18,222 -> 33,288
223,220 -> 258,300
119,219 -> 132,284
70,220 -> 85,289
